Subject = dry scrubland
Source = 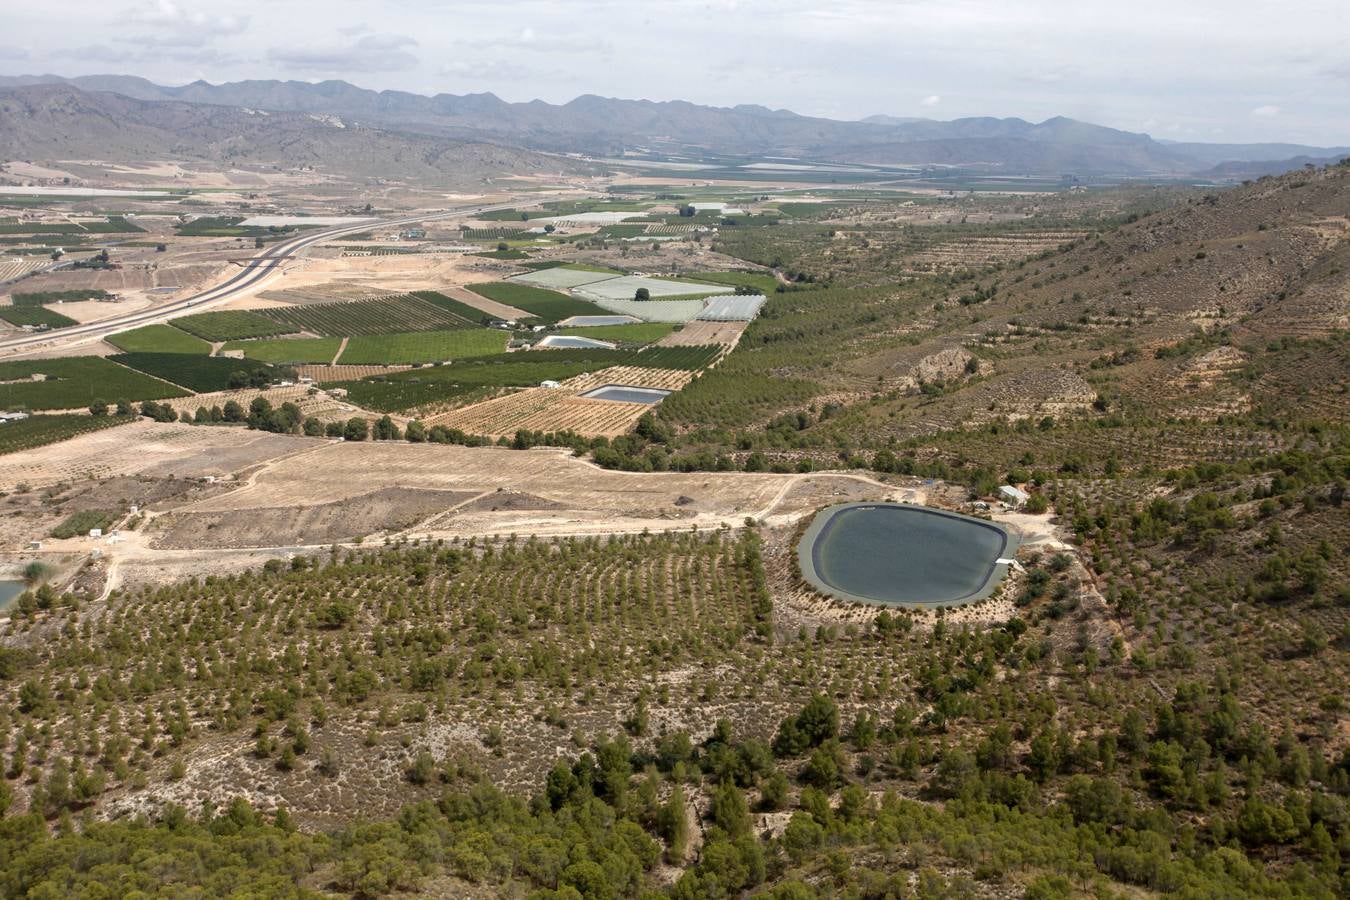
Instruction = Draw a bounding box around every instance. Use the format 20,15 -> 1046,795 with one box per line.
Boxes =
0,165 -> 1346,898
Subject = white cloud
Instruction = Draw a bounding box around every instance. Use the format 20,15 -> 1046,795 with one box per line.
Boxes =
920,94 -> 940,107
270,33 -> 420,74
1251,104 -> 1281,118
126,0 -> 250,47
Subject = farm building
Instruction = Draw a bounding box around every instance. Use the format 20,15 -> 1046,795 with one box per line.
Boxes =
0,411 -> 30,424
999,485 -> 1030,507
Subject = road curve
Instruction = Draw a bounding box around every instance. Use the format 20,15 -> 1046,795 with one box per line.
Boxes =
0,197 -> 535,356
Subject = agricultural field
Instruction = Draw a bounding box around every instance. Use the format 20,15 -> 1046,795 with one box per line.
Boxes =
173,216 -> 284,237
473,248 -> 529,259
9,289 -> 112,305
0,412 -> 132,456
0,357 -> 188,410
173,310 -> 291,341
0,223 -> 84,235
558,323 -> 675,344
222,336 -> 343,365
106,324 -> 211,354
467,282 -> 600,323
337,329 -> 508,365
110,353 -> 275,393
259,294 -> 478,336
49,507 -> 116,538
334,350 -> 633,413
408,290 -> 496,323
459,226 -> 525,240
328,377 -> 488,414
0,256 -> 52,282
687,269 -> 780,294
426,387 -> 653,437
574,274 -> 735,303
0,306 -> 77,329
629,344 -> 724,370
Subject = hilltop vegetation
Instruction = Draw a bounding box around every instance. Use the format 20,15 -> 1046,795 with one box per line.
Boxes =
1,519 -> 1345,896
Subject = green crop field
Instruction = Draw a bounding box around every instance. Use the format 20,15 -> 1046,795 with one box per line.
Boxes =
0,306 -> 77,329
0,357 -> 188,410
472,248 -> 530,260
339,349 -> 630,411
558,323 -> 675,344
172,217 -> 294,238
597,224 -> 650,238
78,216 -> 146,234
477,208 -> 530,221
467,282 -> 599,323
459,227 -> 525,240
327,378 -> 489,413
106,325 -> 211,354
110,353 -> 274,393
222,337 -> 342,365
562,263 -> 625,274
259,294 -> 477,336
10,289 -> 111,306
337,329 -> 508,365
687,270 -> 779,294
50,509 -> 117,539
0,413 -> 133,456
0,223 -> 84,235
173,310 -> 291,341
630,344 -> 724,370
408,290 -> 494,323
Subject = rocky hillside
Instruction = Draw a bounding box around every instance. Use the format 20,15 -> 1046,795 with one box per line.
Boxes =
987,163 -> 1350,338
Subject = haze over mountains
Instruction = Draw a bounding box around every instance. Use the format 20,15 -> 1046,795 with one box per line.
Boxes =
1,73 -> 1347,179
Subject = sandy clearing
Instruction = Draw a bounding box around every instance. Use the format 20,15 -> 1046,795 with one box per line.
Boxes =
217,252 -> 491,312
160,442 -> 896,545
0,420 -> 316,491
435,284 -> 530,320
657,319 -> 749,347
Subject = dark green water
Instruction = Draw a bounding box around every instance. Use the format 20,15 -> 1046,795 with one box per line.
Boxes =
0,581 -> 25,614
807,505 -> 1009,606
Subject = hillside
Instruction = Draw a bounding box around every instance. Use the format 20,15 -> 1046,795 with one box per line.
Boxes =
0,84 -> 581,184
0,158 -> 1346,896
3,74 -> 1347,176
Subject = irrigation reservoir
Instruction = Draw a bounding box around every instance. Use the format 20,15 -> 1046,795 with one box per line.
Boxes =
798,502 -> 1018,608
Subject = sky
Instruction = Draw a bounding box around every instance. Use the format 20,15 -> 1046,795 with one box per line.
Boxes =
3,0 -> 1348,146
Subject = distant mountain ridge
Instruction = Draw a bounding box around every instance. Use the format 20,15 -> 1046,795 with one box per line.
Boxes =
1,73 -> 1347,177
0,83 -> 577,184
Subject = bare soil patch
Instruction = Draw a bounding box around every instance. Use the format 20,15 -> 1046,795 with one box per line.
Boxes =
150,486 -> 478,548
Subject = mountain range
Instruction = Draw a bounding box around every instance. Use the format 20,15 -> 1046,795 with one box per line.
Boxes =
1,74 -> 1346,179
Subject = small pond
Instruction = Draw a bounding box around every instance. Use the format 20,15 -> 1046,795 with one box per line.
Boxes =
534,335 -> 618,350
555,315 -> 641,327
0,580 -> 27,615
581,385 -> 672,404
798,502 -> 1017,608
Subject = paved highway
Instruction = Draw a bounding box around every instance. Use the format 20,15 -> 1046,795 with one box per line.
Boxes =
0,197 -> 533,355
